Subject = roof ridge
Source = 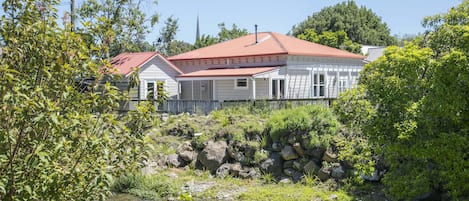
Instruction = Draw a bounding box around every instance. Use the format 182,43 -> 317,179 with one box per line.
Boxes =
269,32 -> 288,53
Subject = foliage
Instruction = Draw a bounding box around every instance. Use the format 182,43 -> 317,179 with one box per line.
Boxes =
78,0 -> 158,58
217,23 -> 249,42
298,29 -> 361,54
194,23 -> 248,49
0,0 -> 153,200
332,87 -> 375,133
111,173 -> 179,200
291,1 -> 396,46
266,105 -> 339,149
157,16 -> 181,56
358,1 -> 469,199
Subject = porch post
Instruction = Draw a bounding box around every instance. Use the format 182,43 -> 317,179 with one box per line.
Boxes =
176,80 -> 180,99
251,78 -> 256,100
348,69 -> 352,89
212,80 -> 216,100
191,80 -> 194,100
325,68 -> 329,98
336,69 -> 340,97
268,78 -> 272,99
310,68 -> 313,98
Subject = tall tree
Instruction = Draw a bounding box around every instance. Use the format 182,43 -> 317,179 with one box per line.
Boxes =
355,1 -> 469,199
292,1 -> 396,46
194,34 -> 218,49
297,29 -> 362,54
0,0 -> 153,200
157,16 -> 182,56
78,0 -> 158,58
217,23 -> 248,42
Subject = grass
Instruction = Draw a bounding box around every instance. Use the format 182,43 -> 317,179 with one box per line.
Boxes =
109,168 -> 358,201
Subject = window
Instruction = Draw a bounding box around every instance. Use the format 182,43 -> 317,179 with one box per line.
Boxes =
314,73 -> 325,97
271,79 -> 285,99
234,78 -> 248,89
339,78 -> 347,93
146,82 -> 155,100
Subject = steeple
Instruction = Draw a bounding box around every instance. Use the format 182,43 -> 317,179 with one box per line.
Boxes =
195,14 -> 200,43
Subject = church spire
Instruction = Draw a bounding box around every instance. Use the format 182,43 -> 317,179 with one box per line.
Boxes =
195,14 -> 200,43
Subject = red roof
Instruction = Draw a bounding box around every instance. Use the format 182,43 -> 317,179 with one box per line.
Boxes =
177,67 -> 279,78
110,52 -> 182,75
168,32 -> 365,60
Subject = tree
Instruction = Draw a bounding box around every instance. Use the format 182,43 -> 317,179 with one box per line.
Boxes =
194,34 -> 218,49
292,1 -> 396,46
194,23 -> 248,49
217,23 -> 248,42
356,1 -> 469,199
0,0 -> 153,200
297,29 -> 362,54
157,16 -> 187,56
78,0 -> 158,58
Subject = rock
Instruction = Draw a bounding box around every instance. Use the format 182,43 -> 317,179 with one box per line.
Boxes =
293,160 -> 302,171
167,154 -> 183,167
177,141 -> 193,153
292,171 -> 304,183
260,152 -> 283,177
309,147 -> 325,160
283,160 -> 294,169
278,177 -> 291,184
216,163 -> 232,178
322,148 -> 338,163
230,162 -> 243,176
161,113 -> 169,122
317,167 -> 331,181
179,151 -> 196,162
287,135 -> 296,144
283,168 -> 295,176
329,194 -> 338,200
239,168 -> 259,179
166,172 -> 178,178
272,142 -> 282,152
197,141 -> 228,172
293,142 -> 305,157
193,132 -> 203,137
303,161 -> 319,175
281,145 -> 299,161
331,166 -> 345,179
361,170 -> 381,182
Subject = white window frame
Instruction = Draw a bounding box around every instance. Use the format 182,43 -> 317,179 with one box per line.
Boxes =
339,77 -> 347,93
234,78 -> 248,90
314,73 -> 325,97
143,79 -> 166,100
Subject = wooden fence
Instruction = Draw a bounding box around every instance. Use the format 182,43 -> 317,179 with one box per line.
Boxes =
120,98 -> 334,114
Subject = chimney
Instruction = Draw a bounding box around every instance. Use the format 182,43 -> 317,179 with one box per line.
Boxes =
255,24 -> 258,43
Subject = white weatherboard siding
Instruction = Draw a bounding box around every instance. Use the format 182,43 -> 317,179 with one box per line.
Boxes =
287,69 -> 311,99
255,78 -> 269,99
180,80 -> 213,100
215,79 -> 252,101
138,56 -> 180,99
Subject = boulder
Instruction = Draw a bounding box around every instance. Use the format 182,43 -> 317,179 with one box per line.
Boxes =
197,141 -> 228,172
317,167 -> 331,181
278,177 -> 291,184
216,163 -> 232,178
281,145 -> 299,161
293,160 -> 302,171
179,151 -> 196,162
177,141 -> 193,153
331,165 -> 345,179
293,142 -> 305,157
303,161 -> 319,175
292,171 -> 304,183
260,152 -> 283,177
239,168 -> 259,179
283,168 -> 295,177
283,160 -> 294,169
230,162 -> 243,176
272,142 -> 282,152
167,154 -> 183,167
361,170 -> 381,182
322,148 -> 338,163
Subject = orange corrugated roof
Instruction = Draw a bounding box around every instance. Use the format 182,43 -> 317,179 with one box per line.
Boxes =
110,52 -> 182,75
168,32 -> 365,60
177,67 -> 279,78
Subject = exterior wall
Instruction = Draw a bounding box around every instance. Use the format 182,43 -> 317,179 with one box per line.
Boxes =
286,68 -> 311,99
138,56 -> 181,99
171,55 -> 288,73
215,79 -> 253,101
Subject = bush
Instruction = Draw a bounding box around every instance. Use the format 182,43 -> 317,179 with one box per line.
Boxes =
111,173 -> 179,200
266,105 -> 340,150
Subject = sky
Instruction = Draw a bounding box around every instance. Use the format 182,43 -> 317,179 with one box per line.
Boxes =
148,0 -> 461,44
27,0 -> 463,44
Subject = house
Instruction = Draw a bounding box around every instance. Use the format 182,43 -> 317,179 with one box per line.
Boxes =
109,52 -> 182,100
168,32 -> 365,101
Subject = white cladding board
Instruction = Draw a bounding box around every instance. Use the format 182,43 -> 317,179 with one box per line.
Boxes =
139,56 -> 180,99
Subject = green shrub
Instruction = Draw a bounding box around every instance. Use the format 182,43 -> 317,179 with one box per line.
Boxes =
266,105 -> 340,150
111,173 -> 179,200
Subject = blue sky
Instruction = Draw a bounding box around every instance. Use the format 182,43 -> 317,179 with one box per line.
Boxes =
149,0 -> 461,44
